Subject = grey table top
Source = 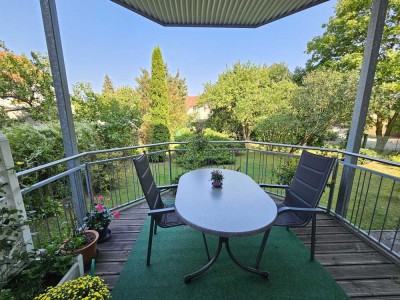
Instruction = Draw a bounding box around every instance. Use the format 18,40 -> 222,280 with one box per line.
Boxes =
175,169 -> 277,237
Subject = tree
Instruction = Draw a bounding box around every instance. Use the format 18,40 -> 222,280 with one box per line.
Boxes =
135,67 -> 188,139
306,0 -> 400,151
256,69 -> 358,147
135,68 -> 151,118
71,82 -> 141,148
149,46 -> 170,142
102,74 -> 114,94
0,42 -> 57,121
167,70 -> 188,135
199,61 -> 296,140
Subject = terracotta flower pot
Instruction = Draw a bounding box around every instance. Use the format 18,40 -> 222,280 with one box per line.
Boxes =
212,180 -> 223,188
66,230 -> 99,266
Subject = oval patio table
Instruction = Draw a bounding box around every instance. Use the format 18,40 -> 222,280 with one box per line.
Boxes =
175,169 -> 277,283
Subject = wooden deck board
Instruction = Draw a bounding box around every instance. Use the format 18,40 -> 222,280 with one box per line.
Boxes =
90,201 -> 400,298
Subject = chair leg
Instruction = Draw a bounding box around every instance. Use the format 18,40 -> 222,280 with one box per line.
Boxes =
310,215 -> 316,261
147,217 -> 155,266
202,232 -> 211,261
286,226 -> 290,231
154,224 -> 158,235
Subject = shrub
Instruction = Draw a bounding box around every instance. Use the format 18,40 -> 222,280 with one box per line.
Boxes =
34,275 -> 110,300
174,126 -> 236,171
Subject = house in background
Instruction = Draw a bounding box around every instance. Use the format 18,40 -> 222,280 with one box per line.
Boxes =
185,95 -> 210,121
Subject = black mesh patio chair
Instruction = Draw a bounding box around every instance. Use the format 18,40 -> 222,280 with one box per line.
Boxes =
133,153 -> 210,265
260,150 -> 336,262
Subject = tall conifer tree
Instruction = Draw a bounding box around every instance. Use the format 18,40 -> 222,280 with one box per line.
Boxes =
149,47 -> 170,145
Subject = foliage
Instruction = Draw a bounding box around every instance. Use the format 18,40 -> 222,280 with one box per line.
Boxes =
306,0 -> 400,151
72,82 -> 141,148
150,47 -> 169,126
3,122 -> 102,217
0,42 -> 57,122
84,196 -> 120,233
102,74 -> 114,94
175,125 -> 235,171
149,123 -> 170,162
273,159 -> 298,185
255,68 -> 358,147
199,61 -> 297,140
167,70 -> 188,135
34,275 -> 110,300
0,206 -> 30,288
210,170 -> 224,181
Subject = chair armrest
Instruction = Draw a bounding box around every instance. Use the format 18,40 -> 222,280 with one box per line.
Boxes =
157,184 -> 178,191
259,183 -> 289,189
148,206 -> 176,216
277,206 -> 324,215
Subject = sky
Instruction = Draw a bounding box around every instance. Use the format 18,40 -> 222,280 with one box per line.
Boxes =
0,0 -> 337,96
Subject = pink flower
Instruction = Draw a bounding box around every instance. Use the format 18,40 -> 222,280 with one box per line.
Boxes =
95,203 -> 105,211
97,196 -> 104,202
112,210 -> 120,219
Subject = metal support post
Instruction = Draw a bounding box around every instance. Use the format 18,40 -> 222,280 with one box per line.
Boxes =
40,0 -> 87,222
336,0 -> 389,216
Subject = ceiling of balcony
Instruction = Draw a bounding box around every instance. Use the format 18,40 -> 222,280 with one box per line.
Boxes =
111,0 -> 328,28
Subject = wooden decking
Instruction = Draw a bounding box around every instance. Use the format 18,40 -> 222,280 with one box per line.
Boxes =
92,201 -> 400,299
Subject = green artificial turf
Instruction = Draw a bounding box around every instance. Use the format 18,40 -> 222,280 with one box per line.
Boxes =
112,220 -> 348,300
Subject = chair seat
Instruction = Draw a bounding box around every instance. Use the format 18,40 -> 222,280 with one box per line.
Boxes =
159,204 -> 185,227
274,203 -> 309,227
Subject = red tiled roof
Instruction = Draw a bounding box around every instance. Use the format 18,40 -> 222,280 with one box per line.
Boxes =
185,96 -> 198,110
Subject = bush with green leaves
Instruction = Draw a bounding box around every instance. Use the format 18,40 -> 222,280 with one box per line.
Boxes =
3,122 -> 103,216
174,126 -> 236,171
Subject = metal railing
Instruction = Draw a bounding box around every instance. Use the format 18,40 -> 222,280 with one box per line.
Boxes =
15,141 -> 400,261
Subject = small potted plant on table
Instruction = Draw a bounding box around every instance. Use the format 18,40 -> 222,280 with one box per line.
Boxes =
211,170 -> 224,188
84,196 -> 120,243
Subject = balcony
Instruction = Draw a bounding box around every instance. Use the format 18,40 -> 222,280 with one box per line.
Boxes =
2,141 -> 400,298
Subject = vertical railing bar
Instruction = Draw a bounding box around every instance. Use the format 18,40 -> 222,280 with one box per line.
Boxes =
39,187 -> 52,241
49,182 -> 62,236
326,160 -> 338,214
115,161 -> 123,205
390,216 -> 400,251
85,163 -> 93,207
368,176 -> 383,235
349,169 -> 362,223
257,150 -> 262,183
378,180 -> 396,242
358,172 -> 372,228
107,160 -> 114,206
245,148 -> 249,175
168,149 -> 173,185
123,159 -> 129,206
354,170 -> 367,226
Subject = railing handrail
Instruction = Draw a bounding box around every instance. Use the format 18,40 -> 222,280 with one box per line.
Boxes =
16,140 -> 400,178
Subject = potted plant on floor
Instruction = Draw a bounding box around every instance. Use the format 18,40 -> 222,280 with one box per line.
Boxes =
83,196 -> 120,243
62,226 -> 99,266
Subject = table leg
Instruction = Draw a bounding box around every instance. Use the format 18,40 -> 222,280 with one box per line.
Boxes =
254,229 -> 271,269
184,236 -> 270,283
184,237 -> 223,283
225,237 -> 270,279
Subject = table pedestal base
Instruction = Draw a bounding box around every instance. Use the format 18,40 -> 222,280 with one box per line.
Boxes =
184,233 -> 270,283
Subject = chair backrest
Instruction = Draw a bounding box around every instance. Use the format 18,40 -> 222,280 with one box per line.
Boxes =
284,151 -> 336,223
133,154 -> 165,214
